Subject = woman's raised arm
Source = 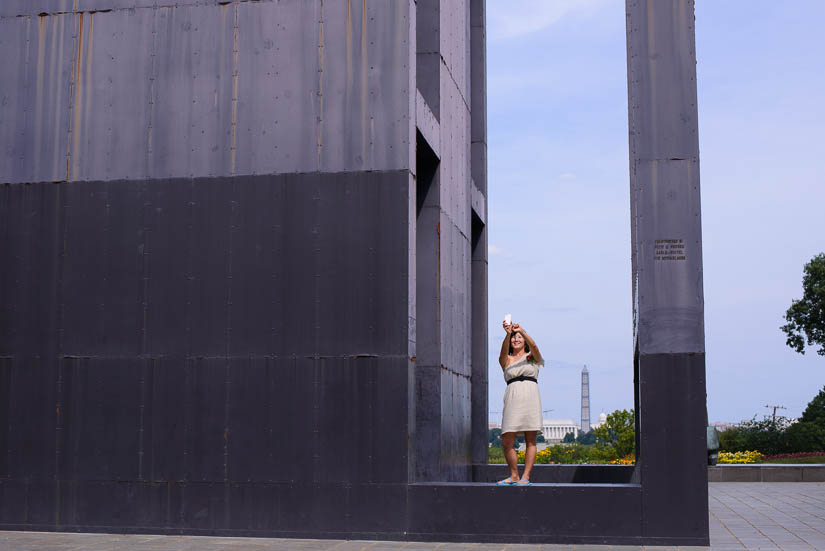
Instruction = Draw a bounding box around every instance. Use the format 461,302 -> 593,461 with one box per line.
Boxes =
513,324 -> 543,365
498,320 -> 512,370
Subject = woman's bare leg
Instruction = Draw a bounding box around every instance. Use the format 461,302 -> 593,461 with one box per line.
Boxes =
521,431 -> 538,481
501,432 -> 520,482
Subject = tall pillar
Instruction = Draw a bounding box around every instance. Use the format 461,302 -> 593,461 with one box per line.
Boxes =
580,365 -> 590,432
470,0 -> 489,468
626,0 -> 708,542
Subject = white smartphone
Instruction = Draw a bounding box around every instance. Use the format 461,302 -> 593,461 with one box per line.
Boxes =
504,314 -> 512,325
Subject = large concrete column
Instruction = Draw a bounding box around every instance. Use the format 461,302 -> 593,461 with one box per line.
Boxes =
469,0 -> 489,470
414,0 -> 484,482
626,0 -> 708,543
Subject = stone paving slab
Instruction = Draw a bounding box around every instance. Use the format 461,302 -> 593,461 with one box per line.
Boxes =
1,483 -> 824,551
709,483 -> 825,550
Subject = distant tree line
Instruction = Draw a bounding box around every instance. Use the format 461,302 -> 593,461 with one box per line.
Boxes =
562,430 -> 596,445
718,386 -> 825,455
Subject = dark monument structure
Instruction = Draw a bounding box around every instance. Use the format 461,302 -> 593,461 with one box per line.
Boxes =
0,0 -> 707,545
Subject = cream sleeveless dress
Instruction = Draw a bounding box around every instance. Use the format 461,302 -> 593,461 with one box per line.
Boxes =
501,353 -> 544,434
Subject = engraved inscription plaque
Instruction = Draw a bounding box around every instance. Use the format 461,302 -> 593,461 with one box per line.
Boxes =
654,238 -> 686,261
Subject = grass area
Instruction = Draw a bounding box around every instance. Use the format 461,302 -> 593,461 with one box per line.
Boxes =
760,455 -> 825,464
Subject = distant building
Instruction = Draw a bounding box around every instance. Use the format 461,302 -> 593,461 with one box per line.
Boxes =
543,419 -> 579,443
591,411 -> 608,431
709,421 -> 735,432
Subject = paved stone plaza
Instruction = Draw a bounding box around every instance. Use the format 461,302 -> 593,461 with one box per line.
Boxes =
1,483 -> 823,551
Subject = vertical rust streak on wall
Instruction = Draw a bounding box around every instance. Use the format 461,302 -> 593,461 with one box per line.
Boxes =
82,12 -> 94,179
146,7 -> 159,178
317,0 -> 324,168
34,16 -> 47,176
220,3 -> 228,174
346,0 -> 352,92
230,2 -> 239,176
345,0 -> 353,168
20,16 -> 31,179
69,12 -> 84,181
51,15 -> 64,180
65,13 -> 75,181
360,0 -> 367,163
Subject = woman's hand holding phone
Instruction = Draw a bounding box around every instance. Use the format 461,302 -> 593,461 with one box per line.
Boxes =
503,314 -> 513,333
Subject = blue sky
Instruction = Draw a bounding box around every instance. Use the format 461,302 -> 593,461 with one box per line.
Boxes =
485,0 -> 825,425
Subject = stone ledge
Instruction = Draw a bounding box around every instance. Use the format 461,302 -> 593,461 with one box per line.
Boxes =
708,464 -> 825,482
473,463 -> 636,484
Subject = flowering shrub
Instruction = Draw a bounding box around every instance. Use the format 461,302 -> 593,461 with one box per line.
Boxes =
517,448 -> 564,464
512,444 -> 629,464
718,450 -> 763,464
535,446 -> 566,464
610,454 -> 635,465
761,451 -> 825,461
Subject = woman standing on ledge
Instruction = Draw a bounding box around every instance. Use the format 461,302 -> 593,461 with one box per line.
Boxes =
497,319 -> 544,486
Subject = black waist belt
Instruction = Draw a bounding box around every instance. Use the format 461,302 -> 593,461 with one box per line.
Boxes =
507,376 -> 537,385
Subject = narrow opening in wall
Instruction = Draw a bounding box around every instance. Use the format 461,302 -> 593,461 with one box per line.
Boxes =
486,2 -> 633,461
470,210 -> 488,465
414,129 -> 441,481
416,133 -> 439,218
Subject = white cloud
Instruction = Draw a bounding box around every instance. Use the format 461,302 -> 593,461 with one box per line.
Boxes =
488,244 -> 513,257
487,0 -> 610,41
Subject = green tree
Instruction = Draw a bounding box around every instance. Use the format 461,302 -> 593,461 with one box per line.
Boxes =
785,422 -> 825,453
593,409 -> 635,458
718,426 -> 747,453
782,253 -> 825,356
785,386 -> 825,452
576,430 -> 596,445
562,432 -> 576,443
719,416 -> 792,455
799,385 -> 825,425
488,428 -> 502,448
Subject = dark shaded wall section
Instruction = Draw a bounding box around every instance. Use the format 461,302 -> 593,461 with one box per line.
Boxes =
0,0 -> 490,537
0,173 -> 412,511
